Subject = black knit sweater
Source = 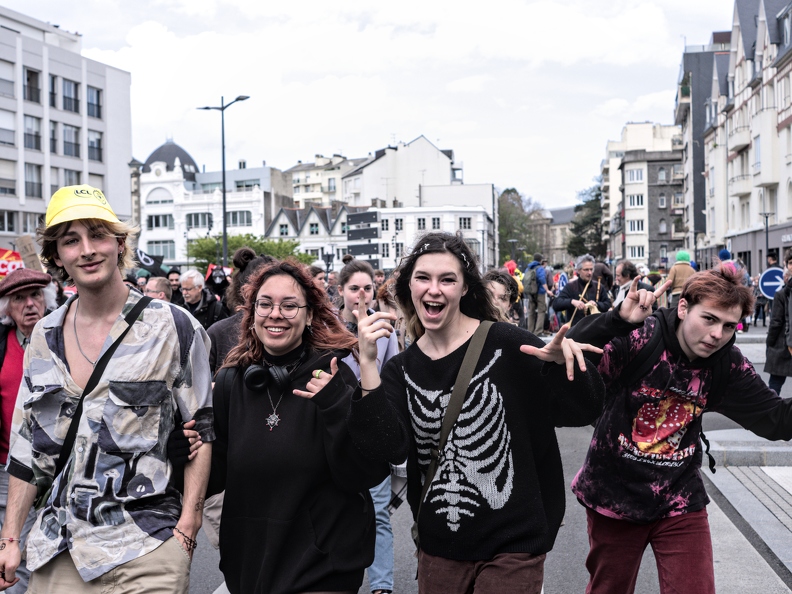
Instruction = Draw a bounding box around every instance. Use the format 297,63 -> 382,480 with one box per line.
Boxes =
209,346 -> 390,594
348,322 -> 604,560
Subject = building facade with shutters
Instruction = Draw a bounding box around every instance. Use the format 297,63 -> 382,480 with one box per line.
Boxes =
0,6 -> 131,250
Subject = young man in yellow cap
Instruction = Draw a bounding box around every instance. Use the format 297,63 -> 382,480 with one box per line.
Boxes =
0,185 -> 213,593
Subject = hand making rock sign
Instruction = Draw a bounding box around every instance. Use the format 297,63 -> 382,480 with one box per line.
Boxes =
294,287 -> 396,398
519,323 -> 604,381
619,276 -> 673,324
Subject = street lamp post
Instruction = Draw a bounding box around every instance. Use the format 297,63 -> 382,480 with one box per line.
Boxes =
507,239 -> 518,262
759,212 -> 775,271
197,95 -> 250,268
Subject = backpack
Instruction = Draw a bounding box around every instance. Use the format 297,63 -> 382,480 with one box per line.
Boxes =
615,315 -> 732,473
524,266 -> 538,296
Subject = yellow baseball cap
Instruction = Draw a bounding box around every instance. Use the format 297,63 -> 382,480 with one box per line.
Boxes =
46,185 -> 120,228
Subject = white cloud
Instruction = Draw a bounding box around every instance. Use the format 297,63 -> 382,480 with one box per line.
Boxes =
8,0 -> 735,206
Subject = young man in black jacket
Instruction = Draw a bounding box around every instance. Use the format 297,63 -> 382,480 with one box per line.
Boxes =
568,264 -> 792,594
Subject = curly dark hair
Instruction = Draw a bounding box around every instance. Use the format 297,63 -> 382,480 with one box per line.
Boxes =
222,259 -> 358,370
393,232 -> 500,340
483,269 -> 519,302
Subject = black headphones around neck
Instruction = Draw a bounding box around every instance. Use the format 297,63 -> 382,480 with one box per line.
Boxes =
243,350 -> 309,394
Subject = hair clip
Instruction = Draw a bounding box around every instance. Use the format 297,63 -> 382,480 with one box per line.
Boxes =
461,252 -> 470,269
419,243 -> 430,254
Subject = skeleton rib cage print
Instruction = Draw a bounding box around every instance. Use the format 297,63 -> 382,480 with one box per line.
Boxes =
406,350 -> 514,532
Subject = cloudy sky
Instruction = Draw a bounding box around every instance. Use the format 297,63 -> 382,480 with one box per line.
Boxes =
6,0 -> 734,208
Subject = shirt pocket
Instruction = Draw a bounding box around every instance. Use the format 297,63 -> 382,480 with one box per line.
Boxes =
98,381 -> 169,454
23,385 -> 67,457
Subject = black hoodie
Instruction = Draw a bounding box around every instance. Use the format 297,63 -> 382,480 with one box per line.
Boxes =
568,307 -> 792,523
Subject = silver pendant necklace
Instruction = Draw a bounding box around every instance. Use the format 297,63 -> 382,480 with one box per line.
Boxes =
73,299 -> 96,367
266,386 -> 284,431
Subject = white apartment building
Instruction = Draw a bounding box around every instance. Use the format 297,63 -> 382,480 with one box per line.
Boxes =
600,123 -> 682,268
137,140 -> 293,267
699,0 -> 792,274
286,154 -> 368,208
342,135 -> 464,209
267,203 -> 495,271
0,6 -> 131,250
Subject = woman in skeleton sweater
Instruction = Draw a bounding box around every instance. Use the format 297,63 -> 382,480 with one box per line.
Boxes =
307,232 -> 605,594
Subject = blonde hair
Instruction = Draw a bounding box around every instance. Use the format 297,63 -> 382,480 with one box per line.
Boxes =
37,218 -> 139,284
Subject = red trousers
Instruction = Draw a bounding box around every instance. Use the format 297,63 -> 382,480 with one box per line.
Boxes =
585,507 -> 715,594
417,549 -> 545,594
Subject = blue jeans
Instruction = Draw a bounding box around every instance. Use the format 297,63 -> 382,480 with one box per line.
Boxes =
367,475 -> 393,592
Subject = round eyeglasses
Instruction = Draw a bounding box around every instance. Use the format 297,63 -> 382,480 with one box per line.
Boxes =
255,300 -> 307,319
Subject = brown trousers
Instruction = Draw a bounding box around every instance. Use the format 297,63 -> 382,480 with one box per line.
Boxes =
417,549 -> 545,594
27,537 -> 190,594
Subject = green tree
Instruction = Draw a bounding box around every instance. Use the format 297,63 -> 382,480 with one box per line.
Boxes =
567,185 -> 607,259
186,234 -> 313,274
497,188 -> 543,265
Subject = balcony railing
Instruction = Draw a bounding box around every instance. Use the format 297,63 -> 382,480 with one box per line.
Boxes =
727,126 -> 750,152
23,133 -> 41,151
728,174 -> 752,196
87,102 -> 101,118
63,141 -> 80,158
25,182 -> 41,198
23,86 -> 39,103
88,146 -> 102,162
63,96 -> 79,113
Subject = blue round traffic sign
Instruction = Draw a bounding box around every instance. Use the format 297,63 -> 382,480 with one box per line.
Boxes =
759,267 -> 785,299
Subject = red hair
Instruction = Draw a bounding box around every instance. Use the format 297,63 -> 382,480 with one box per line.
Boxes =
222,259 -> 358,371
680,263 -> 754,318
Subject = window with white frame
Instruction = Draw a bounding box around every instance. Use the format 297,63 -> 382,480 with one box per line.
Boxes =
627,194 -> 644,207
659,219 -> 667,233
395,218 -> 403,231
626,169 -> 643,183
64,169 -> 80,186
674,192 -> 684,206
228,210 -> 252,227
309,223 -> 319,235
22,212 -> 42,234
754,135 -> 761,171
432,217 -> 440,230
658,193 -> 666,208
147,214 -> 174,230
628,245 -> 645,259
147,240 -> 175,259
341,220 -> 347,233
395,243 -> 404,258
417,218 -> 426,230
0,210 -> 15,232
657,167 -> 666,182
628,219 -> 644,232
381,243 -> 390,258
381,219 -> 389,231
459,217 -> 472,230
279,224 -> 289,236
186,212 -> 212,229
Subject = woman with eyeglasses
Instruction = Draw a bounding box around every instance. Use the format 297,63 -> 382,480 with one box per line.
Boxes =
207,260 -> 396,594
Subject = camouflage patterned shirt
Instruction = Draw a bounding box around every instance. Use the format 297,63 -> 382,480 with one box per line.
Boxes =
6,291 -> 215,581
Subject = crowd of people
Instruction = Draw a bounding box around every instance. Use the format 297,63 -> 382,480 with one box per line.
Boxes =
0,183 -> 789,594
